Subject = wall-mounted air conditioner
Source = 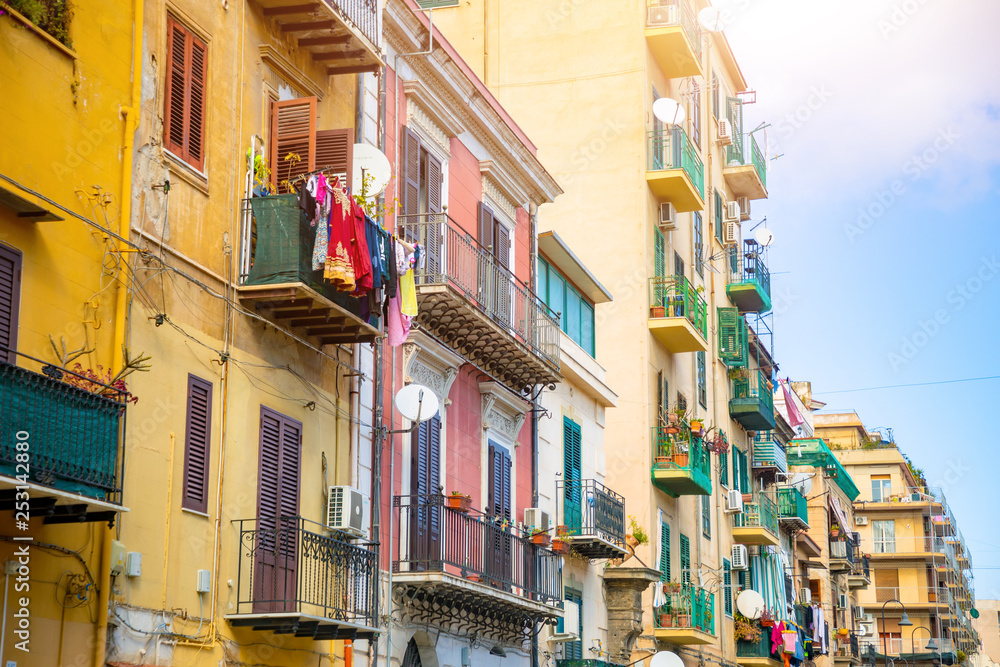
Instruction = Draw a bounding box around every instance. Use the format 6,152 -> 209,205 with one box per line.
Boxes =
799,588 -> 812,603
647,4 -> 677,26
525,508 -> 551,533
855,516 -> 869,526
549,601 -> 580,643
658,202 -> 677,231
737,196 -> 750,221
731,544 -> 748,570
723,221 -> 739,246
327,486 -> 370,539
725,200 -> 741,222
854,606 -> 866,620
725,489 -> 744,514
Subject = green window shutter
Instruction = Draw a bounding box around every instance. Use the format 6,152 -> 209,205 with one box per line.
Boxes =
717,307 -> 748,367
714,190 -> 724,243
702,494 -> 711,538
655,229 -> 666,279
559,588 -> 584,659
720,450 -> 729,486
738,569 -> 747,592
581,301 -> 595,356
723,559 -> 733,616
657,371 -> 669,426
539,258 -> 550,308
660,522 -> 671,582
740,449 -> 750,492
564,417 -> 583,532
550,270 -> 566,331
697,351 -> 707,407
694,212 -> 704,276
680,533 -> 691,586
733,448 -> 742,493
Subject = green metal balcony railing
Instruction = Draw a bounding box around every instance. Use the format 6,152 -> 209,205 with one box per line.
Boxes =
727,247 -> 771,308
652,425 -> 712,490
653,585 -> 715,635
0,352 -> 126,502
648,127 -> 705,198
645,0 -> 702,60
752,431 -> 787,472
730,369 -> 775,430
733,492 -> 778,536
726,133 -> 767,189
737,627 -> 781,661
778,487 -> 809,526
558,661 -> 625,667
649,275 -> 708,338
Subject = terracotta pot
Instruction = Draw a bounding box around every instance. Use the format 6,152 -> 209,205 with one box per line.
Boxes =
654,456 -> 673,467
658,613 -> 673,627
556,524 -> 570,537
626,534 -> 640,548
761,619 -> 774,628
552,539 -> 570,555
668,412 -> 679,424
743,493 -> 754,503
445,495 -> 472,512
531,533 -> 551,547
466,573 -> 482,583
677,614 -> 691,627
651,306 -> 666,318
673,453 -> 690,468
665,426 -> 679,435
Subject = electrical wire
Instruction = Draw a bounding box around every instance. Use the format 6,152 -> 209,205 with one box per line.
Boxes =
817,375 -> 1000,395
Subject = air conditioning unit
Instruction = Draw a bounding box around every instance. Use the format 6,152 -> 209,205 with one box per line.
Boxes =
658,202 -> 677,231
799,588 -> 811,603
864,613 -> 874,623
525,508 -> 551,533
737,196 -> 751,221
731,544 -> 748,570
725,200 -> 741,221
855,516 -> 869,526
549,601 -> 580,643
326,486 -> 370,539
859,622 -> 875,637
717,119 -> 733,146
723,221 -> 739,246
647,4 -> 677,26
854,606 -> 866,620
839,594 -> 849,609
725,489 -> 744,514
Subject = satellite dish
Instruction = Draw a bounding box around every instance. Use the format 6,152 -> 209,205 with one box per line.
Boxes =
737,589 -> 766,619
754,226 -> 775,247
789,472 -> 813,496
650,651 -> 685,667
653,98 -> 686,126
352,144 -> 392,198
970,608 -> 980,619
394,384 -> 440,423
697,7 -> 726,32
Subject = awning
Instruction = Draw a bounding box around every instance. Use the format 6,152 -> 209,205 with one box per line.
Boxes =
829,495 -> 851,530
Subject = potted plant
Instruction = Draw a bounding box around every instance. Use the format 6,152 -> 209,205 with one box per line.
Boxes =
689,419 -> 705,436
673,446 -> 690,468
759,609 -> 775,628
627,516 -> 649,548
531,529 -> 551,547
668,412 -> 679,425
658,611 -> 673,627
551,538 -> 570,554
446,491 -> 473,512
742,492 -> 754,504
838,627 -> 850,636
735,614 -> 762,642
556,524 -> 570,537
663,581 -> 682,594
830,523 -> 841,539
676,613 -> 691,627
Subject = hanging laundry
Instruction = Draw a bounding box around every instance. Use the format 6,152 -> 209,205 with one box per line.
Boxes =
386,292 -> 410,346
311,174 -> 332,271
350,198 -> 373,295
396,239 -> 418,317
323,178 -> 357,290
383,231 -> 398,299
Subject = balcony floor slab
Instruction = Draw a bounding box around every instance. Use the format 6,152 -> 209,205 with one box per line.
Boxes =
0,476 -> 127,524
653,627 -> 716,645
723,165 -> 768,200
648,317 -> 709,353
226,612 -> 378,640
392,570 -> 561,622
732,526 -> 780,547
645,169 -> 704,213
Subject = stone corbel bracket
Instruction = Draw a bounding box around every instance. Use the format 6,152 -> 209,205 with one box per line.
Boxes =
603,567 -> 662,666
479,381 -> 529,443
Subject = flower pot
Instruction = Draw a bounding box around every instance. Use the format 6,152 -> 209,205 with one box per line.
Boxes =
651,306 -> 666,318
677,614 -> 691,628
742,493 -> 754,504
761,619 -> 774,628
654,455 -> 673,468
446,495 -> 472,512
531,533 -> 551,547
551,538 -> 570,555
626,534 -> 640,549
830,530 -> 841,539
658,612 -> 673,627
665,426 -> 679,435
668,412 -> 679,424
673,452 -> 689,468
746,430 -> 757,438
690,420 -> 704,435
556,524 -> 570,537
838,628 -> 850,636
466,573 -> 482,583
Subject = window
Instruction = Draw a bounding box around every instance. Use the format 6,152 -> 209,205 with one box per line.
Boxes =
723,558 -> 733,616
697,351 -> 707,408
652,86 -> 666,169
874,569 -> 899,604
269,96 -> 354,193
871,475 -> 892,502
0,244 -> 22,363
538,258 -> 596,356
691,86 -> 701,147
714,190 -> 724,244
720,449 -> 729,487
654,228 -> 666,278
679,533 -> 691,586
182,375 -> 213,513
488,442 -> 512,520
659,521 -> 671,582
563,417 -> 583,531
674,251 -> 685,278
702,494 -> 711,538
873,520 -> 896,554
560,588 -> 584,659
694,212 -> 704,276
164,16 -> 208,171
712,73 -> 720,120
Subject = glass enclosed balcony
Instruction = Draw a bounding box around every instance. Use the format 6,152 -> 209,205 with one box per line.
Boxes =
645,0 -> 703,79
651,425 -> 712,497
646,127 -> 705,213
648,276 -> 708,353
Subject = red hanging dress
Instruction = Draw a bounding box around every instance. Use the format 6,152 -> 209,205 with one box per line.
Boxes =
323,179 -> 357,291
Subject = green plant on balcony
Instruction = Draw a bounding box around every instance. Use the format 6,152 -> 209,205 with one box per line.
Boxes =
4,0 -> 73,48
728,367 -> 751,381
627,515 -> 648,546
735,614 -> 762,642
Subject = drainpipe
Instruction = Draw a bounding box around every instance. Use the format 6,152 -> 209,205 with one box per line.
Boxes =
529,203 -> 541,667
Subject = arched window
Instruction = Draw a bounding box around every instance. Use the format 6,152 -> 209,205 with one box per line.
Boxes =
402,639 -> 422,667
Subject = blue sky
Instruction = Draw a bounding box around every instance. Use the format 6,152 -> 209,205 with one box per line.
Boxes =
723,0 -> 1000,602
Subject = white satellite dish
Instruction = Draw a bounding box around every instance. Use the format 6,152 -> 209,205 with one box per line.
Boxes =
653,98 -> 686,126
394,384 -> 439,423
352,144 -> 392,198
650,651 -> 686,667
789,472 -> 813,496
737,589 -> 766,619
754,226 -> 775,247
698,7 -> 726,32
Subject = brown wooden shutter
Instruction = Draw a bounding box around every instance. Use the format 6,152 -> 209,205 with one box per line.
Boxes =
163,17 -> 187,158
186,36 -> 207,170
0,245 -> 22,364
425,153 -> 443,275
182,374 -> 213,513
478,203 -> 494,252
402,126 -> 421,218
163,17 -> 208,170
315,128 -> 354,191
257,407 -> 302,530
494,221 -> 510,269
270,97 -> 317,193
488,443 -> 512,520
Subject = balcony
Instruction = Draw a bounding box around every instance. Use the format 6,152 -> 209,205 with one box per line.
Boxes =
777,487 -> 809,530
860,637 -> 957,665
652,585 -> 715,644
648,276 -> 708,353
645,1 -> 702,79
558,662 -> 625,667
729,369 -> 776,431
847,553 -> 870,589
873,585 -> 952,612
651,425 -> 712,497
254,0 -> 382,75
237,196 -> 382,345
392,495 -> 562,626
752,431 -> 787,473
0,352 -> 127,524
646,128 -> 705,213
228,516 -> 379,639
398,213 -> 561,393
833,633 -> 861,664
727,244 -> 772,313
732,493 -> 779,546
858,535 -> 948,561
723,133 -> 768,200
557,479 -> 628,559
829,538 -> 856,571
737,627 -> 783,667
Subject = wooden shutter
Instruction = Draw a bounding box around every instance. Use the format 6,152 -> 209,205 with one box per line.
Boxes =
257,407 -> 301,532
654,229 -> 666,279
425,153 -> 443,275
718,307 -> 748,367
488,443 -> 512,520
0,245 -> 22,364
315,128 -> 353,191
270,97 -> 317,192
659,522 -> 671,582
478,203 -> 495,252
163,17 -> 207,171
402,126 -> 421,217
680,533 -> 691,585
493,221 -> 510,268
714,190 -> 724,243
720,450 -> 729,486
182,374 -> 213,513
702,493 -> 711,537
723,559 -> 733,615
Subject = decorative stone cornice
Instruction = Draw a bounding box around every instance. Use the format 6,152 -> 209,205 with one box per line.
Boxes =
406,97 -> 451,158
481,169 -> 519,222
258,45 -> 325,100
402,331 -> 464,404
479,381 -> 528,443
401,79 -> 463,139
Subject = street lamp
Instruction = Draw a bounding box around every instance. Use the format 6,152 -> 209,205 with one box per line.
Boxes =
882,600 -> 912,667
911,625 -> 938,655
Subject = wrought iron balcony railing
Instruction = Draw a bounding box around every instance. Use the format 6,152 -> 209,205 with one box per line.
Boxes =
648,127 -> 705,197
0,350 -> 126,503
392,494 -> 562,607
653,585 -> 715,635
230,516 -> 379,634
330,0 -> 379,49
557,479 -> 626,554
733,492 -> 779,536
648,275 -> 708,337
397,213 -> 561,377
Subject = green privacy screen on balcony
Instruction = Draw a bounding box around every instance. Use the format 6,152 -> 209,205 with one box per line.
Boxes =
787,439 -> 860,501
0,361 -> 123,500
